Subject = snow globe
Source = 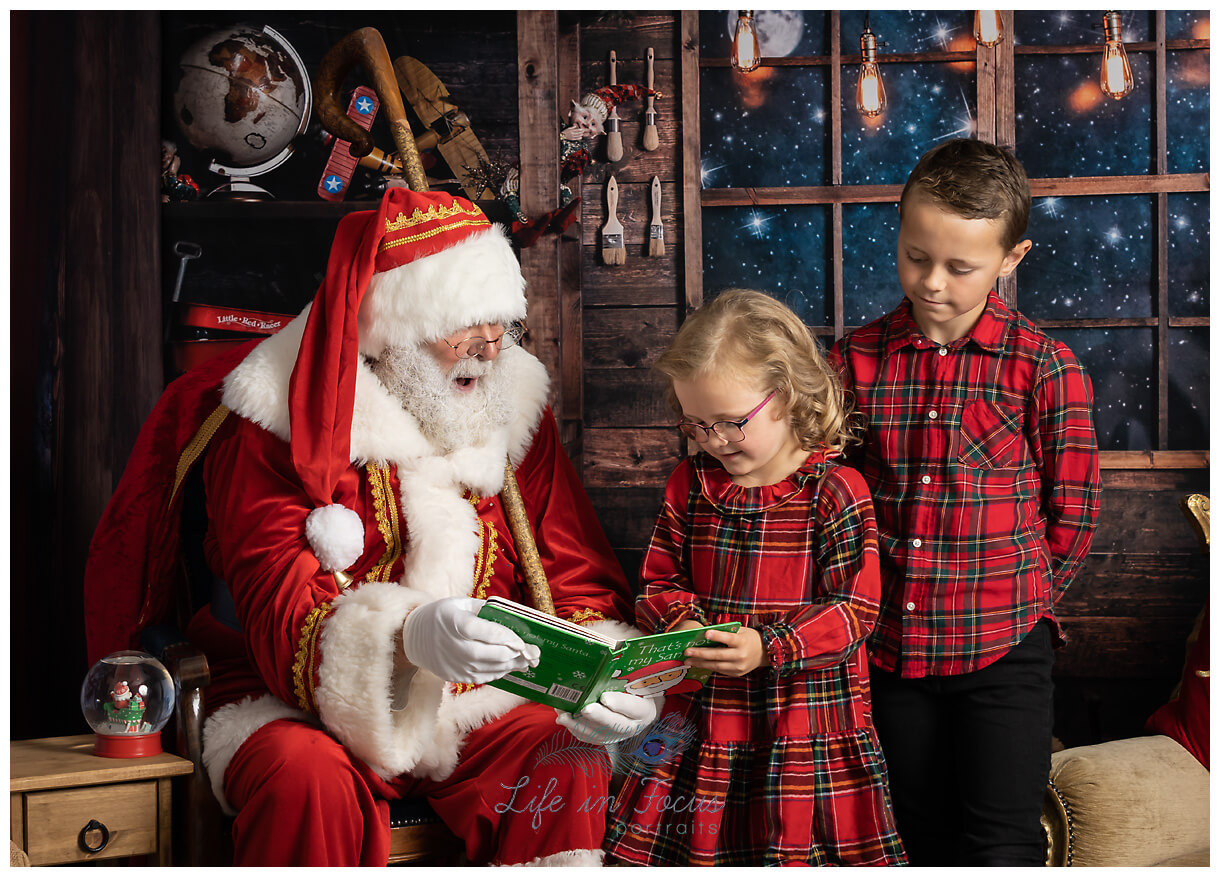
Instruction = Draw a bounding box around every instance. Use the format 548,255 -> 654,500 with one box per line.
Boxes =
80,650 -> 175,757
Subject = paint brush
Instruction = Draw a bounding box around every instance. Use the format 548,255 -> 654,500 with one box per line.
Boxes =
648,176 -> 664,256
601,175 -> 626,265
606,50 -> 624,162
642,47 -> 659,151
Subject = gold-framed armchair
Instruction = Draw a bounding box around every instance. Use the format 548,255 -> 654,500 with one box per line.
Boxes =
1040,495 -> 1210,867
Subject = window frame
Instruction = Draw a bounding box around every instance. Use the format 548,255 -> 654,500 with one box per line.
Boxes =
685,10 -> 1209,467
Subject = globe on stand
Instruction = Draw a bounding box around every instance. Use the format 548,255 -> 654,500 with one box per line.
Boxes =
173,24 -> 312,200
80,651 -> 175,758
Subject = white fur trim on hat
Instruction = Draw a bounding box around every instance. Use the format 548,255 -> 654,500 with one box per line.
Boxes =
305,503 -> 365,572
358,224 -> 527,359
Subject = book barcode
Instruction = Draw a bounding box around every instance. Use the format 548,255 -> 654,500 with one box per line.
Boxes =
547,683 -> 582,702
504,674 -> 548,693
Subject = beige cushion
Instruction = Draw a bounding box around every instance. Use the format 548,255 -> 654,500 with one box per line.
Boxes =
1156,849 -> 1211,867
1044,735 -> 1209,866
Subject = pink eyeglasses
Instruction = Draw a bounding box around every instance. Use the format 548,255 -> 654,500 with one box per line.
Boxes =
676,390 -> 777,443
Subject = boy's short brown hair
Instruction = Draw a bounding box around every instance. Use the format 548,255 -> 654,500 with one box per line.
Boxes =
899,138 -> 1031,251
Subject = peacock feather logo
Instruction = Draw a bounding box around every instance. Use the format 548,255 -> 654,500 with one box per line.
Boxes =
613,712 -> 698,775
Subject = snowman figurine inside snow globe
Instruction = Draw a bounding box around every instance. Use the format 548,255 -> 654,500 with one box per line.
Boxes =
80,650 -> 175,757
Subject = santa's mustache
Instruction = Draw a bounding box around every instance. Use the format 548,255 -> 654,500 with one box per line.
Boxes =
448,357 -> 495,380
369,344 -> 515,454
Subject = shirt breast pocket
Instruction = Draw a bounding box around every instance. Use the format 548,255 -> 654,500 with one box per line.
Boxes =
957,399 -> 1027,470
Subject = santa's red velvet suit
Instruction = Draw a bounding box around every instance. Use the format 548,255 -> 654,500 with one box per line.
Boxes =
84,190 -> 640,866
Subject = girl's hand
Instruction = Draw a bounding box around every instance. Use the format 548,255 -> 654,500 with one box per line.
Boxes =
683,627 -> 765,677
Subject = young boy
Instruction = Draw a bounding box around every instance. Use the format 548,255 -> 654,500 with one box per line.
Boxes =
829,139 -> 1101,866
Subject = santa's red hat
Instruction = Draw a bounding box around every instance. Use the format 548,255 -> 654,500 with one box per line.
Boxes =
290,187 -> 526,574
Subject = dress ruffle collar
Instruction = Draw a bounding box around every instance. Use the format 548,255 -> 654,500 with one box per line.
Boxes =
694,449 -> 833,516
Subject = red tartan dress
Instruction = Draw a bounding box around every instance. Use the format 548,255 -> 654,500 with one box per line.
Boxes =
605,451 -> 907,866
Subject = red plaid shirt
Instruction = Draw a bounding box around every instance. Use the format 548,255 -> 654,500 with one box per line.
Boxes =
830,291 -> 1101,678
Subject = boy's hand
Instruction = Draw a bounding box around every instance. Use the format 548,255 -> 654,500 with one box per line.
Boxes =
683,627 -> 764,677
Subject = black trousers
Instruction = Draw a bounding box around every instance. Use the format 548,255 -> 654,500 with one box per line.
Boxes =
869,620 -> 1055,866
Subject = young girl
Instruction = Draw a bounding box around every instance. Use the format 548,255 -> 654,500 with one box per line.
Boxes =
604,289 -> 906,866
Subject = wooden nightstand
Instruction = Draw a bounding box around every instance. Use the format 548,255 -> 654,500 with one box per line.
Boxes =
10,734 -> 193,866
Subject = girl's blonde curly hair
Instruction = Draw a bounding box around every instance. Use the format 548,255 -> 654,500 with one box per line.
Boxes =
654,289 -> 861,455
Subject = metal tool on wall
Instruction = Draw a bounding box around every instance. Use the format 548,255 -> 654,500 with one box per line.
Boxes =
648,176 -> 665,256
164,240 -> 203,342
642,48 -> 659,151
605,50 -> 624,162
601,176 -> 626,265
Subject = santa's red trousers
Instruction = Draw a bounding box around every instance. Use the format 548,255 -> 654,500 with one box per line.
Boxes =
224,702 -> 611,866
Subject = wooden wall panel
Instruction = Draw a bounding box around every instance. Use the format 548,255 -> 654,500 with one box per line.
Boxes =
585,370 -> 673,427
517,11 -> 562,414
576,12 -> 685,576
1053,469 -> 1209,683
557,15 -> 584,458
580,182 -> 683,287
583,428 -> 680,489
586,486 -> 668,548
14,11 -> 163,739
584,307 -> 680,370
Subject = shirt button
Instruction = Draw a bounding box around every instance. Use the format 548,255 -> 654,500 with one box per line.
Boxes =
905,601 -> 916,612
911,538 -> 923,548
921,475 -> 932,484
938,347 -> 948,356
928,410 -> 939,420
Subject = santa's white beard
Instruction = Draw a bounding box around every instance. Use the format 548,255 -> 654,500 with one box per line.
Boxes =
370,345 -> 515,454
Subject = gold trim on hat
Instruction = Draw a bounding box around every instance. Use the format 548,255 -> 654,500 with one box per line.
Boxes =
379,218 -> 492,254
383,202 -> 486,234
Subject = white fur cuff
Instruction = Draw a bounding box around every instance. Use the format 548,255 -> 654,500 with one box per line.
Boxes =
305,503 -> 365,572
315,580 -> 446,778
499,848 -> 605,867
201,694 -> 306,815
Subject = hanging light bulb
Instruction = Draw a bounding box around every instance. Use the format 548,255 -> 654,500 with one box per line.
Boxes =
1100,10 -> 1134,99
732,11 -> 761,73
973,11 -> 1003,47
857,16 -> 886,118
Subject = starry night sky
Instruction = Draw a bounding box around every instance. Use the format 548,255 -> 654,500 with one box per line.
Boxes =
698,10 -> 1210,451
1014,52 -> 1153,178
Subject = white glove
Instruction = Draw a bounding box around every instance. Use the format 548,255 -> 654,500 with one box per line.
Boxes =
555,690 -> 661,745
401,596 -> 539,684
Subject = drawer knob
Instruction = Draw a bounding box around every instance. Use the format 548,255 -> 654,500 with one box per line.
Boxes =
78,819 -> 110,854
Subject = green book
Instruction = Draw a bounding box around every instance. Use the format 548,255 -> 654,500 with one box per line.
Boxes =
477,596 -> 741,712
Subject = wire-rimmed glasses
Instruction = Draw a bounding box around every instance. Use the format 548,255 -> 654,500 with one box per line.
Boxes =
676,389 -> 777,443
443,322 -> 527,359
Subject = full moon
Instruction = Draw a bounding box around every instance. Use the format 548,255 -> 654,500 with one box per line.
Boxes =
724,10 -> 805,58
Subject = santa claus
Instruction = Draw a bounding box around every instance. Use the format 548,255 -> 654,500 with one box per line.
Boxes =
110,680 -> 133,709
84,188 -> 657,866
